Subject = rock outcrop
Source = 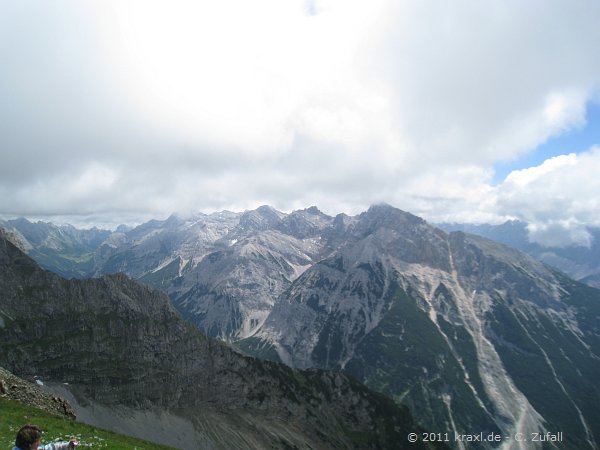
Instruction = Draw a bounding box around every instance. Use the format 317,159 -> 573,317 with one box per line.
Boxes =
0,366 -> 75,418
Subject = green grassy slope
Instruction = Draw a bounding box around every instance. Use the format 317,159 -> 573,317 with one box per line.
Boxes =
0,397 -> 177,450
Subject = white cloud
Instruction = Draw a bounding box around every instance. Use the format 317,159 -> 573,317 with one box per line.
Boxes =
94,0 -> 395,156
496,147 -> 600,246
0,0 -> 600,238
376,1 -> 598,166
526,222 -> 593,248
502,153 -> 578,188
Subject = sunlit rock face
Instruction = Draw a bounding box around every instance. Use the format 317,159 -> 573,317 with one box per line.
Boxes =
245,205 -> 600,450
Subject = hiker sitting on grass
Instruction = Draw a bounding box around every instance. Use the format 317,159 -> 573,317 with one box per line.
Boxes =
13,424 -> 77,450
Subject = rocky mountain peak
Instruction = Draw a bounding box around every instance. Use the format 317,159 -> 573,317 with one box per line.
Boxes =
239,205 -> 284,231
115,224 -> 132,233
278,207 -> 333,239
355,203 -> 428,236
305,205 -> 322,215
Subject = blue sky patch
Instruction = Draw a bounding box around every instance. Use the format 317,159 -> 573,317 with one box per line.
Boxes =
493,101 -> 600,185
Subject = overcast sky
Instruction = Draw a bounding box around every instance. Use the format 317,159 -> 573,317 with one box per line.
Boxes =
1,0 -> 600,245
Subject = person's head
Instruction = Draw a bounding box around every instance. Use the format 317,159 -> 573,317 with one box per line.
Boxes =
15,424 -> 43,450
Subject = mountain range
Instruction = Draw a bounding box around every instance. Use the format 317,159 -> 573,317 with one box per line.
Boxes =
2,205 -> 600,449
246,206 -> 600,449
0,230 -> 443,450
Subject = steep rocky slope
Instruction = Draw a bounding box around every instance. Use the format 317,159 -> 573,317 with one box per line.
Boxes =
0,233 -> 445,450
0,366 -> 74,418
98,206 -> 340,340
245,205 -> 600,450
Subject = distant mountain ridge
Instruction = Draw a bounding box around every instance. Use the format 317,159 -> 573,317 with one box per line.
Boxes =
0,217 -> 111,278
0,231 -> 443,450
5,212 -> 600,291
439,221 -> 600,289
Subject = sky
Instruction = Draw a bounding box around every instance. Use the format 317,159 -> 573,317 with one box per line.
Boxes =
1,0 -> 600,246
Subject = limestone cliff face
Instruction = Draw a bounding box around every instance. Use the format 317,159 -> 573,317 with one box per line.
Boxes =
249,206 -> 600,450
0,234 -> 445,450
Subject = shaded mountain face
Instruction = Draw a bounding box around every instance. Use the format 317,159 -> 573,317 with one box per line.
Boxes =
439,221 -> 600,289
0,233 -> 444,450
244,206 -> 600,450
